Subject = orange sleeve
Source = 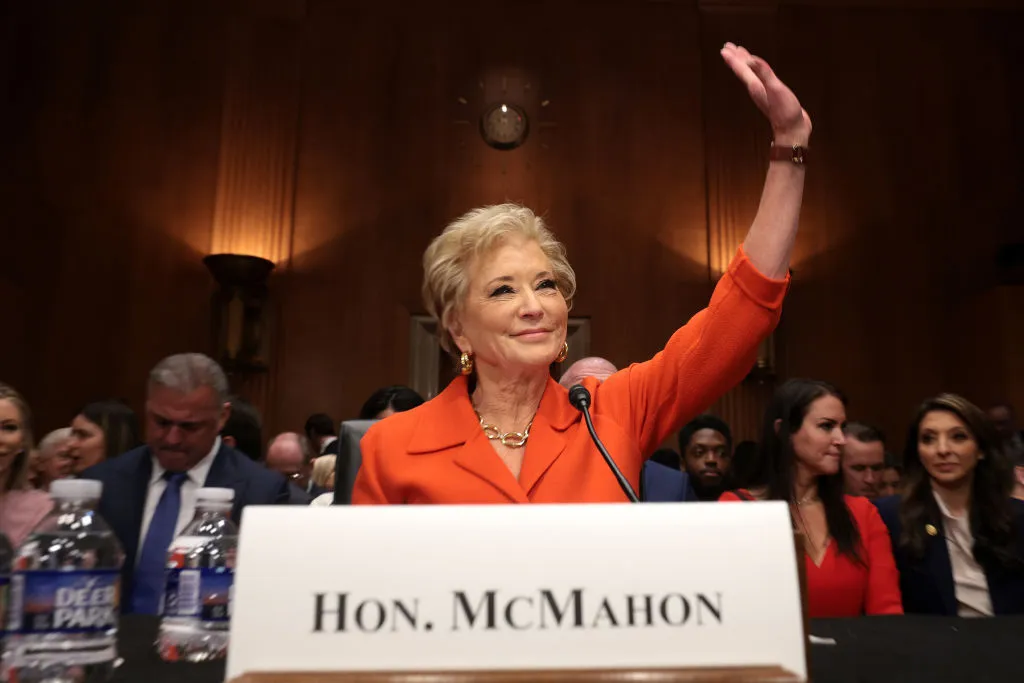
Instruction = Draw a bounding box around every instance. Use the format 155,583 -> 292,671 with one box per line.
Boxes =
350,426 -> 391,505
859,500 -> 904,615
718,491 -> 744,502
596,247 -> 788,457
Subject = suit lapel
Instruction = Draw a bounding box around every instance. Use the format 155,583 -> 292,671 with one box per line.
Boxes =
927,521 -> 958,615
109,448 -> 152,574
518,379 -> 575,496
452,431 -> 528,503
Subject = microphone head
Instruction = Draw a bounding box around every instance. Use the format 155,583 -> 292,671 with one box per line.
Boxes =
568,384 -> 591,411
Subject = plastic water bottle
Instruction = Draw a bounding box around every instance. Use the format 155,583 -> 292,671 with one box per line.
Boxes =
157,487 -> 237,663
1,530 -> 14,681
4,479 -> 124,683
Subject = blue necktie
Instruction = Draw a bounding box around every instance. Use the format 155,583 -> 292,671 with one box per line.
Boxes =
132,471 -> 188,614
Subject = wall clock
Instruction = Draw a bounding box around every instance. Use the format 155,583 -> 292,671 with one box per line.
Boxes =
479,103 -> 529,150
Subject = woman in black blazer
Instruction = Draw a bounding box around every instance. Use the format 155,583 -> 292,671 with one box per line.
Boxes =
874,394 -> 1024,615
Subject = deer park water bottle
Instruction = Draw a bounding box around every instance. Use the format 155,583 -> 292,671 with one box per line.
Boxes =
157,487 -> 237,663
4,479 -> 124,683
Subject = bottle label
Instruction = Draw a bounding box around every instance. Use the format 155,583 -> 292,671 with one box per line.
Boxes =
164,567 -> 233,622
9,569 -> 120,634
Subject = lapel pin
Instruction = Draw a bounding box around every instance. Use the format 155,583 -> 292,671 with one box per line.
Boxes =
925,524 -> 938,537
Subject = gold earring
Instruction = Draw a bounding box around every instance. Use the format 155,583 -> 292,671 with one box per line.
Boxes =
459,351 -> 474,375
555,341 -> 569,363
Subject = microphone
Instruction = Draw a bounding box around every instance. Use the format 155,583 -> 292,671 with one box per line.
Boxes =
568,384 -> 640,503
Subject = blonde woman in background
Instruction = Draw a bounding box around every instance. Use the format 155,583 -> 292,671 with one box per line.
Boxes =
0,383 -> 53,545
310,455 -> 336,507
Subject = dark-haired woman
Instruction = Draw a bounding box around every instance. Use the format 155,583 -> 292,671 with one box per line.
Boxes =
721,379 -> 902,617
67,400 -> 141,474
875,394 -> 1024,615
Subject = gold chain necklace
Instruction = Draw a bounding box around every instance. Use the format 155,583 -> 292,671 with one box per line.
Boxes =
476,412 -> 533,448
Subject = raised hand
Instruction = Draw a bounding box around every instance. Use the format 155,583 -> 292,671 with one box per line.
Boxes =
720,42 -> 811,145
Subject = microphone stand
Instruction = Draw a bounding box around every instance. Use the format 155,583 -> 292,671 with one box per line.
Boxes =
569,385 -> 640,503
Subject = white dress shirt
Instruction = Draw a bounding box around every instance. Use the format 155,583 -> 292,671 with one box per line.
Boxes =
310,492 -> 333,507
320,436 -> 338,455
933,491 -> 994,617
137,437 -> 221,562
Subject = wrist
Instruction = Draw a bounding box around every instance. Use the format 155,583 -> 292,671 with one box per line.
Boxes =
772,128 -> 811,148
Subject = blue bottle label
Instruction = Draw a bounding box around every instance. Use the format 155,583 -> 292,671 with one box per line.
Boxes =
10,569 -> 120,634
199,567 -> 233,622
163,567 -> 232,622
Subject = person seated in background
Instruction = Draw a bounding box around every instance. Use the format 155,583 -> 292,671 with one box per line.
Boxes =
67,399 -> 141,474
678,415 -> 733,501
840,422 -> 886,498
557,357 -> 618,389
309,455 -> 337,507
0,384 -> 53,545
728,439 -> 759,490
30,427 -> 73,490
648,448 -> 681,470
354,43 -> 807,506
82,353 -> 289,614
877,453 -> 902,498
875,394 -> 1024,616
266,432 -> 327,500
562,357 -> 699,503
358,385 -> 425,420
988,403 -> 1023,465
305,413 -> 338,455
220,395 -> 264,461
721,379 -> 903,618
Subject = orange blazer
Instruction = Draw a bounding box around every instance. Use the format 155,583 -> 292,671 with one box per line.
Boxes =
353,248 -> 788,505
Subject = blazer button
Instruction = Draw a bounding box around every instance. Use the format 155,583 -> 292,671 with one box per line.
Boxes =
925,524 -> 938,537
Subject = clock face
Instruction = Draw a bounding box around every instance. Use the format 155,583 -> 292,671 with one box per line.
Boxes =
480,103 -> 529,150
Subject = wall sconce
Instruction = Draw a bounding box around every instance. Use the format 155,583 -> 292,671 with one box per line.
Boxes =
203,254 -> 275,374
746,267 -> 791,384
746,333 -> 776,383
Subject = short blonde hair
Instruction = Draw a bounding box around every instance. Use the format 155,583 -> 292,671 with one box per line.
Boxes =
422,203 -> 577,354
0,383 -> 34,492
312,454 -> 336,489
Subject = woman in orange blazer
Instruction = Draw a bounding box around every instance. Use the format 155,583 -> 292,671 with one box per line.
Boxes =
353,43 -> 810,505
720,379 -> 903,618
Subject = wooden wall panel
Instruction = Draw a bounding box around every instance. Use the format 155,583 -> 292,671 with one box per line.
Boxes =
0,2 -> 229,430
275,1 -> 711,430
773,6 -> 1024,450
1,0 -> 1021,451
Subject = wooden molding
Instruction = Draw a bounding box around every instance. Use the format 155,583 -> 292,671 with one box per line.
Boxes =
231,666 -> 800,683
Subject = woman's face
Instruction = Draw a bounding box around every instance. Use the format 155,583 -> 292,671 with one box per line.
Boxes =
0,398 -> 27,487
451,236 -> 568,376
790,394 -> 847,477
917,410 -> 981,489
68,414 -> 106,474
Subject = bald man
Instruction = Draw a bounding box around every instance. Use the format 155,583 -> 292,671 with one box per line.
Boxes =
266,432 -> 328,501
558,357 -> 618,388
556,356 -> 697,503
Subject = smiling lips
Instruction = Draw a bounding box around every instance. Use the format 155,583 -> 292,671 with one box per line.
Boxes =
513,329 -> 551,340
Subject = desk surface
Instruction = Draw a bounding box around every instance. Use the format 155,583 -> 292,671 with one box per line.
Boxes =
115,615 -> 1023,683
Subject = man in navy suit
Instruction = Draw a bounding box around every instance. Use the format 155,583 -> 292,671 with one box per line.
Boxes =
82,353 -> 289,614
559,357 -> 697,503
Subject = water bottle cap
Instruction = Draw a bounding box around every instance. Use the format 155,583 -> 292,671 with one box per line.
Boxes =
196,487 -> 235,503
50,479 -> 103,500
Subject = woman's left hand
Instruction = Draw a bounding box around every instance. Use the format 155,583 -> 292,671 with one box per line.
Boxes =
720,42 -> 811,146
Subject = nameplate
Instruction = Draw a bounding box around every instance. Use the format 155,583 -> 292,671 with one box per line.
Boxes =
226,503 -> 806,681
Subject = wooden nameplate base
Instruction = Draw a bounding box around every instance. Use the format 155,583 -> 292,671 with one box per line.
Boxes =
231,666 -> 800,682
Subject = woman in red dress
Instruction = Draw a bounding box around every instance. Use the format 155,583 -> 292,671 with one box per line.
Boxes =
720,379 -> 902,617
